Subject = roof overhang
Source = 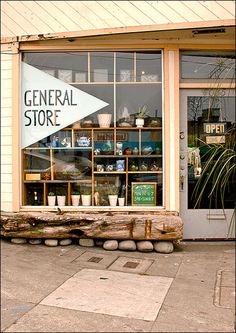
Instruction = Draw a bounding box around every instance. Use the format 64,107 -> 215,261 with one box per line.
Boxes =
1,19 -> 235,44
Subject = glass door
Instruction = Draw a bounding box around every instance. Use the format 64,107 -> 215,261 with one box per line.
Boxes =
180,89 -> 235,239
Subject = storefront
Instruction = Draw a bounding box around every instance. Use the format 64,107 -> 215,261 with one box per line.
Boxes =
1,10 -> 235,240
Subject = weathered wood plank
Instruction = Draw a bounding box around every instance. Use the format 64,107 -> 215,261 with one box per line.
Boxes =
0,211 -> 183,240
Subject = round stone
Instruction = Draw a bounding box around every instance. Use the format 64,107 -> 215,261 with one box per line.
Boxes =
59,239 -> 72,246
103,240 -> 118,251
11,238 -> 27,244
136,241 -> 153,252
118,240 -> 136,251
29,239 -> 42,245
95,239 -> 104,247
44,239 -> 58,247
79,239 -> 94,247
153,241 -> 174,253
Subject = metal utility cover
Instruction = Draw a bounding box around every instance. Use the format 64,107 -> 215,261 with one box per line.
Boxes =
40,269 -> 173,321
73,251 -> 118,269
108,256 -> 154,274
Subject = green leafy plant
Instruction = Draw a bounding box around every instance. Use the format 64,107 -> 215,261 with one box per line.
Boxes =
71,190 -> 80,195
192,126 -> 236,236
48,192 -> 55,196
107,185 -> 119,195
136,104 -> 148,118
193,126 -> 235,207
56,188 -> 66,196
81,186 -> 91,195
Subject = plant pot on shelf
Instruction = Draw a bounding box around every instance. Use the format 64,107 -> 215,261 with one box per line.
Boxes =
81,194 -> 91,206
97,113 -> 112,128
71,194 -> 80,206
108,195 -> 118,206
48,193 -> 56,206
118,197 -> 125,206
135,118 -> 144,128
57,195 -> 66,206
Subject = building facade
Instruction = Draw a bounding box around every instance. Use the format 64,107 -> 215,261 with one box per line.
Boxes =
1,1 -> 235,239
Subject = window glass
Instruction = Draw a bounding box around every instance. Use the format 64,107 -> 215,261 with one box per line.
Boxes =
22,51 -> 163,207
181,51 -> 235,82
187,95 -> 235,209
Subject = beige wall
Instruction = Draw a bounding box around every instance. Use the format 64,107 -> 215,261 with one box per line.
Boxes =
1,53 -> 13,211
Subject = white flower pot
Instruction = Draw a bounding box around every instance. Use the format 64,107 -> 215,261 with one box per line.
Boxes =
118,197 -> 125,206
108,195 -> 118,206
57,195 -> 66,206
135,118 -> 144,127
48,196 -> 56,206
71,195 -> 80,206
98,113 -> 112,128
81,194 -> 91,206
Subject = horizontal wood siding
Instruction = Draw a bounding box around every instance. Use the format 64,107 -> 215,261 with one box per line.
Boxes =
1,54 -> 13,211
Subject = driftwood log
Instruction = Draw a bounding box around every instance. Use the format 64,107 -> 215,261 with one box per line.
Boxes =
0,211 -> 183,240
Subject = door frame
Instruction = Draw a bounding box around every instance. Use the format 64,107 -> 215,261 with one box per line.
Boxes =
179,88 -> 235,239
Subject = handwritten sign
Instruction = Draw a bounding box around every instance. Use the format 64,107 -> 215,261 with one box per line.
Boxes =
21,63 -> 108,148
132,182 -> 157,206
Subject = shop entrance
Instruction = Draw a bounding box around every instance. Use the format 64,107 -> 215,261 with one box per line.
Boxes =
180,89 -> 235,239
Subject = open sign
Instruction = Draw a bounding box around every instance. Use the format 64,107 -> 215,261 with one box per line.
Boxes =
203,122 -> 227,135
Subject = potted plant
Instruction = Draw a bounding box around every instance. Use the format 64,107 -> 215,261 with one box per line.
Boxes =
56,188 -> 66,206
118,184 -> 126,206
47,192 -> 56,206
71,190 -> 80,206
81,187 -> 92,206
107,185 -> 119,206
135,104 -> 148,127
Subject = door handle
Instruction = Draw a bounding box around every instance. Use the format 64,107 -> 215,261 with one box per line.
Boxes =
180,175 -> 184,191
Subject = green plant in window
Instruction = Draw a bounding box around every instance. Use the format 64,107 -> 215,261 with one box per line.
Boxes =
107,185 -> 119,195
56,188 -> 66,196
136,104 -> 148,118
71,189 -> 80,195
80,186 -> 91,195
48,192 -> 55,196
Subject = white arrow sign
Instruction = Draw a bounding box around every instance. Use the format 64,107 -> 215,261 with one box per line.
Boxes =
21,63 -> 109,148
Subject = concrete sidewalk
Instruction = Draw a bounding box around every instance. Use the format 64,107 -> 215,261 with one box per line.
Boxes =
1,239 -> 235,332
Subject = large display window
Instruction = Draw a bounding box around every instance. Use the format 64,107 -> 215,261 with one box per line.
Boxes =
21,51 -> 163,207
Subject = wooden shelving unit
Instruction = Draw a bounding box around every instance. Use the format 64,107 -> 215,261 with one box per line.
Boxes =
23,126 -> 162,206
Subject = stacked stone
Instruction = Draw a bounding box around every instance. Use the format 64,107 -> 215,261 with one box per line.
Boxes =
10,237 -> 174,253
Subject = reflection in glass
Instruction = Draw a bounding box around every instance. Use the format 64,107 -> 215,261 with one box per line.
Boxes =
181,51 -> 235,82
187,95 -> 235,209
136,51 -> 162,82
90,52 -> 114,82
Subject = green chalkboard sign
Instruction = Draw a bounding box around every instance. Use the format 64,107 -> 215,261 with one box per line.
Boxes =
131,182 -> 157,206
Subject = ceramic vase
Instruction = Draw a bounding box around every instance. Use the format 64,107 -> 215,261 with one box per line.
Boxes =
108,195 -> 118,206
81,194 -> 91,206
57,195 -> 66,206
118,197 -> 125,206
135,118 -> 144,128
71,195 -> 80,206
98,113 -> 112,128
48,196 -> 56,206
